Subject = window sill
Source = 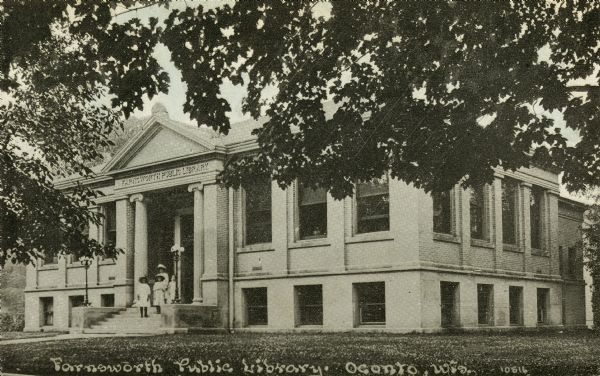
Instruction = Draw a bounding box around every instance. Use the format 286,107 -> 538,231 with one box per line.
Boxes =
66,263 -> 85,269
531,248 -> 549,257
471,239 -> 494,249
346,231 -> 393,244
289,238 -> 330,249
433,233 -> 461,244
357,323 -> 386,328
503,244 -> 522,253
238,243 -> 274,253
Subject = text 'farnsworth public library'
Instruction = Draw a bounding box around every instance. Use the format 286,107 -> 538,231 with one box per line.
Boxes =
24,103 -> 588,334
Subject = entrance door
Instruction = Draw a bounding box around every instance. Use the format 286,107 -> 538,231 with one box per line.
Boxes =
179,214 -> 194,304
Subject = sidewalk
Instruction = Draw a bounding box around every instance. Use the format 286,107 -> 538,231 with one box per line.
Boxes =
0,332 -> 153,345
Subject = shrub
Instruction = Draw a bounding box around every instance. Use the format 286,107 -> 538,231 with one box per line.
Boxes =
0,312 -> 25,332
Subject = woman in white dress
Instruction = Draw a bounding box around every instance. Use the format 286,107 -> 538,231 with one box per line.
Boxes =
166,275 -> 177,304
153,275 -> 166,313
136,276 -> 151,318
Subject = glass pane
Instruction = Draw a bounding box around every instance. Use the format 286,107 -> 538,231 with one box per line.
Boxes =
357,177 -> 389,233
356,282 -> 386,324
297,285 -> 323,325
477,284 -> 493,325
502,179 -> 518,245
299,183 -> 327,239
470,186 -> 486,240
245,288 -> 268,325
246,180 -> 272,245
530,187 -> 543,249
433,191 -> 452,234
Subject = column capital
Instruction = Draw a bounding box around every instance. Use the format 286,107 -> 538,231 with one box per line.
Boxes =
129,193 -> 144,203
188,183 -> 204,192
520,182 -> 533,188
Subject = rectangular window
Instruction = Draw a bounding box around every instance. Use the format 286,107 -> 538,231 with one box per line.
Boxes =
41,297 -> 54,326
477,284 -> 494,325
440,281 -> 460,327
101,294 -> 115,307
245,180 -> 272,245
354,282 -> 386,325
356,177 -> 389,234
568,247 -> 577,277
502,179 -> 519,245
537,288 -> 550,324
295,285 -> 323,326
470,185 -> 487,240
43,253 -> 59,265
433,191 -> 453,234
71,224 -> 89,264
104,202 -> 117,247
298,183 -> 327,240
244,288 -> 268,326
509,286 -> 524,325
530,187 -> 544,250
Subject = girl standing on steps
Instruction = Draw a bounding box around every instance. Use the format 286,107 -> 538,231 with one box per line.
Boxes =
153,274 -> 166,313
137,276 -> 151,318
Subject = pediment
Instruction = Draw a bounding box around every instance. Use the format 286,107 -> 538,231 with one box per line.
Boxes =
103,116 -> 217,173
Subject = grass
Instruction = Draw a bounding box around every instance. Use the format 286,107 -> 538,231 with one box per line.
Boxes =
0,331 -> 599,375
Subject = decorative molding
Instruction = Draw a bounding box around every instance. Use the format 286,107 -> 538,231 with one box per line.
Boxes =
129,193 -> 144,203
188,183 -> 204,192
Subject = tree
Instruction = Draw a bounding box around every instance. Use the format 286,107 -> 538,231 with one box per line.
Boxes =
0,1 -> 168,266
582,196 -> 600,328
2,1 -> 600,266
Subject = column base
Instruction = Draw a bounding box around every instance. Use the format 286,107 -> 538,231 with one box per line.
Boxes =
192,298 -> 204,305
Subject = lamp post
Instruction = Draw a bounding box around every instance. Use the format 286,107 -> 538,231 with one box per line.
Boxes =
170,245 -> 184,303
81,256 -> 93,306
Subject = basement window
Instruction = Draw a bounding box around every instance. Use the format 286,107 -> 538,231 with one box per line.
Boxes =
354,282 -> 386,325
440,281 -> 460,327
295,285 -> 323,326
244,288 -> 268,326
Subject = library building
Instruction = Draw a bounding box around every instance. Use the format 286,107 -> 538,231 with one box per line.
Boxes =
24,104 -> 587,333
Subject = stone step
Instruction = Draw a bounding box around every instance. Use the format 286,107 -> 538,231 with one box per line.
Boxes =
84,328 -> 163,334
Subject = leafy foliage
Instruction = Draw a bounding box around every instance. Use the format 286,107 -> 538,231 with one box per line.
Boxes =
2,1 -> 600,267
582,197 -> 600,328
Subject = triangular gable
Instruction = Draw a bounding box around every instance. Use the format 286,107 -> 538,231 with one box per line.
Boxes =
103,116 -> 218,173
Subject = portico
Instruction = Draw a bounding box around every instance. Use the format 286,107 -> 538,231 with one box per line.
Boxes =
94,105 -> 229,324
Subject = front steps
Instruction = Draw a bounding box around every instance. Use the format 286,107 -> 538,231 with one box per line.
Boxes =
83,307 -> 166,334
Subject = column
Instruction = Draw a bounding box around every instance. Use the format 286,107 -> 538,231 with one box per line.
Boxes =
188,183 -> 204,303
130,193 -> 148,298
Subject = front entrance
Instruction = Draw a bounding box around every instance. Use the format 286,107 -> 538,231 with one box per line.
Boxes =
147,189 -> 195,304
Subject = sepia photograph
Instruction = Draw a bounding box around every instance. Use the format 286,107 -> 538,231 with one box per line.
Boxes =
1,1 -> 600,375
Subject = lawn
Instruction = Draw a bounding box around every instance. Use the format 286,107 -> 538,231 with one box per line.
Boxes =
1,331 -> 599,376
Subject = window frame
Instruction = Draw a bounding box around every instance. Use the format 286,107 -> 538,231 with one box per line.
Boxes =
295,284 -> 324,326
509,286 -> 524,326
470,185 -> 491,242
501,178 -> 520,247
354,282 -> 386,326
354,176 -> 390,235
295,181 -> 328,241
243,287 -> 268,326
440,281 -> 460,327
477,284 -> 494,326
41,297 -> 54,326
103,202 -> 117,247
432,190 -> 455,236
243,179 -> 273,247
536,288 -> 550,325
529,186 -> 546,253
